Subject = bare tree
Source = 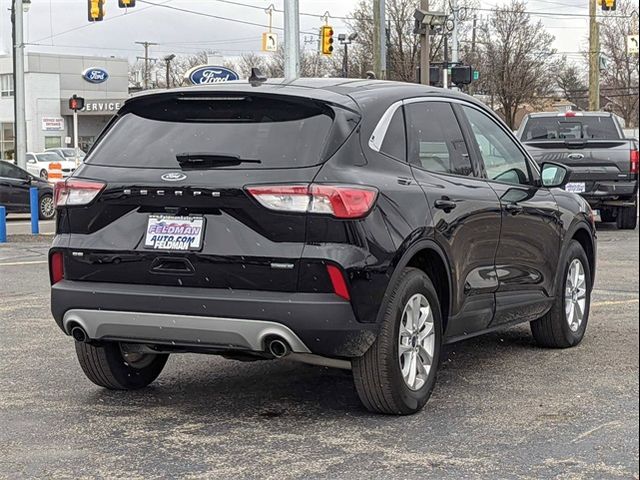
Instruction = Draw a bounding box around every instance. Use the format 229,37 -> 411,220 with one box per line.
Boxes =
557,60 -> 589,111
475,1 -> 557,128
599,0 -> 639,127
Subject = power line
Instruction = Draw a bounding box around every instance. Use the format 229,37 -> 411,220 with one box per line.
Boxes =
135,0 -> 320,36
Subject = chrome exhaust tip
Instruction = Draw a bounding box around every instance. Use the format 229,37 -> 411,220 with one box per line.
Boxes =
267,337 -> 291,358
70,325 -> 89,343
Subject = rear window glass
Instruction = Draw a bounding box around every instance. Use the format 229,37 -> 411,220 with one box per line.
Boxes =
86,96 -> 345,169
522,116 -> 619,141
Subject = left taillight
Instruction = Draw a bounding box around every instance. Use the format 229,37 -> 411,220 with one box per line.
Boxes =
50,251 -> 64,285
246,184 -> 378,219
54,179 -> 105,207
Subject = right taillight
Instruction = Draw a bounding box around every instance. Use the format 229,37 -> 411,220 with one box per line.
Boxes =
54,179 -> 105,207
50,251 -> 64,285
246,184 -> 378,219
631,150 -> 639,175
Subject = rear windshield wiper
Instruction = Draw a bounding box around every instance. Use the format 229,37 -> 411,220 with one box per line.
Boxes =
176,153 -> 262,169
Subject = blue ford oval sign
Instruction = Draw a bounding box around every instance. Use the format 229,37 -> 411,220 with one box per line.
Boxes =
187,65 -> 239,85
82,67 -> 109,84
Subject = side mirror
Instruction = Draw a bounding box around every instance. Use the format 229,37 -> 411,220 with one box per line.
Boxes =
541,162 -> 571,188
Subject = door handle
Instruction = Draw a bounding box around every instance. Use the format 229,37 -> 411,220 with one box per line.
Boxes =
397,176 -> 413,186
434,198 -> 457,212
504,203 -> 524,215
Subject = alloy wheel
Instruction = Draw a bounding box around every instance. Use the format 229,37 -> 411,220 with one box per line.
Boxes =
565,259 -> 587,332
398,293 -> 435,391
40,196 -> 55,219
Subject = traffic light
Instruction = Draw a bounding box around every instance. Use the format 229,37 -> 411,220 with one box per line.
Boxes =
451,65 -> 473,86
69,95 -> 85,112
87,0 -> 105,21
601,0 -> 616,11
320,26 -> 334,56
118,0 -> 136,8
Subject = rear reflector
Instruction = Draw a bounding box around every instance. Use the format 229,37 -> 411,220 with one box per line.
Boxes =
54,179 -> 105,207
326,264 -> 350,301
50,251 -> 64,285
631,150 -> 639,175
247,184 -> 378,219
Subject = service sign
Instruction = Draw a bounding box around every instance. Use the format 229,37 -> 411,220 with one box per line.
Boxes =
186,65 -> 240,85
42,117 -> 65,132
82,67 -> 109,84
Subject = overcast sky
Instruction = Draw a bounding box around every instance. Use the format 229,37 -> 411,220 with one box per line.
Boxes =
1,0 -> 591,66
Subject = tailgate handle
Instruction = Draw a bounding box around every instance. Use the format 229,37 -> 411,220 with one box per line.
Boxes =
150,257 -> 195,275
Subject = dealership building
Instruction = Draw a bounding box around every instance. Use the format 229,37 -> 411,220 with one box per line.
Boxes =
0,52 -> 129,161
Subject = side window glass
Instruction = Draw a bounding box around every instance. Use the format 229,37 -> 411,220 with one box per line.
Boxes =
463,106 -> 531,186
406,102 -> 473,177
379,108 -> 406,162
0,162 -> 10,177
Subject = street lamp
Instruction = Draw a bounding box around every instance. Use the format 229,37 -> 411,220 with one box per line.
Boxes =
10,0 -> 29,169
163,54 -> 176,89
338,32 -> 357,78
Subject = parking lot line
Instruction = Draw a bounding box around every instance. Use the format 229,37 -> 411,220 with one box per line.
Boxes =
0,260 -> 48,267
592,299 -> 639,307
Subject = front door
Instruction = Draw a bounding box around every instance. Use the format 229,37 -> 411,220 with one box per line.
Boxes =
0,162 -> 31,212
459,104 -> 563,325
404,100 -> 502,338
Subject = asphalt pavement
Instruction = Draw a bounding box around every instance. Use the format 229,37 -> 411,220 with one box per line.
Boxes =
0,225 -> 638,479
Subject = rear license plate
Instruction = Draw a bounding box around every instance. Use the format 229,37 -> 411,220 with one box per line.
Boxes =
565,182 -> 586,193
144,215 -> 205,251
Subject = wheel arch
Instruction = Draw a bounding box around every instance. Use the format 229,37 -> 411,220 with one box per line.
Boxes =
377,239 -> 453,334
571,226 -> 596,284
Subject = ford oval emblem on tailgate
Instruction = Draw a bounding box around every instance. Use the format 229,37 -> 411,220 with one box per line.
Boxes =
161,172 -> 187,182
568,153 -> 585,160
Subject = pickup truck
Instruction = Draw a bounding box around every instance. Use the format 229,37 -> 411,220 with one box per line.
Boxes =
517,111 -> 638,229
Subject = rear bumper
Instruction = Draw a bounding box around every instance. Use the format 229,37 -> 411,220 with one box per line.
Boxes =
579,180 -> 638,206
51,280 -> 377,358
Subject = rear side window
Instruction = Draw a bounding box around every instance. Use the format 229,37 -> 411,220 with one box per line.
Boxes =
405,102 -> 473,176
522,116 -> 620,140
380,108 -> 406,161
86,95 -> 358,169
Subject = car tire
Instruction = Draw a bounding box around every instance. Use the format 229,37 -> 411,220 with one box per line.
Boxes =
600,209 -> 616,223
530,240 -> 592,348
352,267 -> 442,415
39,169 -> 48,180
616,206 -> 637,230
38,194 -> 55,220
75,341 -> 169,390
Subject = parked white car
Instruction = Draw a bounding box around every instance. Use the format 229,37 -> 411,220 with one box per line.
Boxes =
45,148 -> 86,167
25,152 -> 77,180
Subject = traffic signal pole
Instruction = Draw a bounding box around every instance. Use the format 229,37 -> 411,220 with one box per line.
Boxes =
588,0 -> 600,111
12,0 -> 27,170
419,0 -> 430,85
283,0 -> 300,81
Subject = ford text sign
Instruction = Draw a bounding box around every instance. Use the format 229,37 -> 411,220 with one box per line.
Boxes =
82,67 -> 109,84
186,65 -> 239,85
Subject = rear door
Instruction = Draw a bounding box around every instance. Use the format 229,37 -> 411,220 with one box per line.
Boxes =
404,100 -> 502,337
61,92 -> 360,293
459,105 -> 562,325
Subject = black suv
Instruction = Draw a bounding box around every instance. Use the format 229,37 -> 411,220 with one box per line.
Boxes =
50,79 -> 597,415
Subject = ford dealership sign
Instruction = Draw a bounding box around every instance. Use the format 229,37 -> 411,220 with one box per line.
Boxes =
186,65 -> 239,85
82,67 -> 109,84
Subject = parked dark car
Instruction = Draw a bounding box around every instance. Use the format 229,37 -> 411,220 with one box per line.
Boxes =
0,160 -> 55,219
517,111 -> 638,230
49,80 -> 597,414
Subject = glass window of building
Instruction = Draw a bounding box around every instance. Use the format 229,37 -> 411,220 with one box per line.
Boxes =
1,123 -> 15,161
0,74 -> 14,97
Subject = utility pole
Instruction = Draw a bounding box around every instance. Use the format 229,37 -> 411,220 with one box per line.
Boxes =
163,54 -> 175,89
471,15 -> 477,57
451,0 -> 459,66
419,0 -> 430,85
588,0 -> 600,111
373,0 -> 386,79
135,41 -> 158,90
283,0 -> 299,81
11,0 -> 27,170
